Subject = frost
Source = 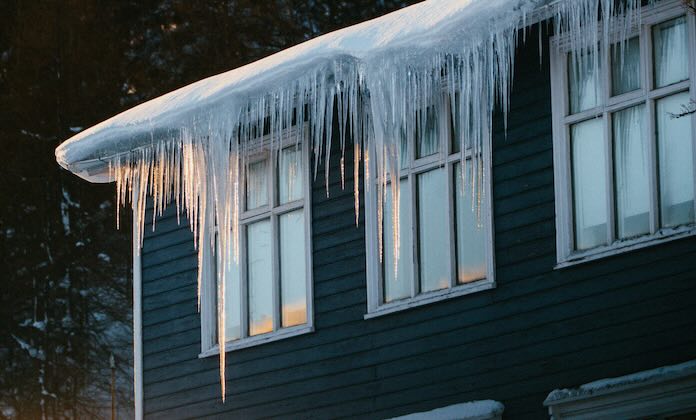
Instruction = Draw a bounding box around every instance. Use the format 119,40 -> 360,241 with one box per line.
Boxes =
386,400 -> 504,419
12,335 -> 46,360
97,252 -> 111,263
69,126 -> 83,133
54,0 -> 646,401
545,359 -> 696,403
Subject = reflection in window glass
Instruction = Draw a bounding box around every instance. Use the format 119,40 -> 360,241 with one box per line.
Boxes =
613,105 -> 650,239
246,159 -> 268,210
278,146 -> 303,204
223,252 -> 242,340
569,53 -> 601,114
611,37 -> 641,96
417,168 -> 450,292
383,179 -> 413,303
571,118 -> 608,250
657,92 -> 694,227
454,162 -> 486,284
417,107 -> 440,158
653,17 -> 689,88
247,220 -> 273,336
279,210 -> 307,327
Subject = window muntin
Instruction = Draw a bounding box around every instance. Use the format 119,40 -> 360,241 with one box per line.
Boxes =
202,139 -> 313,355
366,95 -> 495,316
551,1 -> 696,265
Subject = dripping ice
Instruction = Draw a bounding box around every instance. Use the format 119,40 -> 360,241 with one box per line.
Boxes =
57,0 -> 649,401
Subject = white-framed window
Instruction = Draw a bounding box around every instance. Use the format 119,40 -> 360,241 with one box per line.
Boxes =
200,129 -> 313,356
551,0 -> 696,267
364,94 -> 496,319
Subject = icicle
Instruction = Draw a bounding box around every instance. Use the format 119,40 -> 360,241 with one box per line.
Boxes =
98,0 -> 648,402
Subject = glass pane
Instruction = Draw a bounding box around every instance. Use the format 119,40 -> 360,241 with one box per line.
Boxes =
571,118 -> 608,250
279,210 -> 307,327
611,37 -> 641,96
569,52 -> 601,114
222,251 -> 242,340
417,168 -> 450,292
653,17 -> 689,88
383,179 -> 413,303
247,220 -> 273,336
454,162 -> 486,284
657,92 -> 694,227
278,146 -> 303,204
246,159 -> 268,210
613,105 -> 651,239
417,107 -> 439,158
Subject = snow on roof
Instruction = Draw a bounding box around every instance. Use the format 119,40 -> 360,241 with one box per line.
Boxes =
385,400 -> 505,420
54,0 -> 553,182
545,359 -> 696,404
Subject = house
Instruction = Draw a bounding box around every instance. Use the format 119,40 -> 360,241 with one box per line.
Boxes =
54,0 -> 696,418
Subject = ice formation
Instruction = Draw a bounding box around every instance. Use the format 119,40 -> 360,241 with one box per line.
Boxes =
55,0 -> 647,401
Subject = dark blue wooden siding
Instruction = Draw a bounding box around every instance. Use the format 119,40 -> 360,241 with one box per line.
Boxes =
140,26 -> 696,419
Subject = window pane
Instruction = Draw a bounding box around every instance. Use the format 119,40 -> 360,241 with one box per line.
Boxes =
611,37 -> 641,96
223,253 -> 242,340
571,118 -> 608,250
417,168 -> 450,292
569,52 -> 601,114
657,92 -> 694,227
383,179 -> 413,303
613,105 -> 651,239
653,17 -> 689,89
278,146 -> 303,204
454,162 -> 486,284
417,107 -> 439,158
279,210 -> 307,327
247,220 -> 273,336
246,159 -> 268,210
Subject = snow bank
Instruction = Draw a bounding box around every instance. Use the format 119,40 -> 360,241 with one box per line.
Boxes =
53,0 -> 646,401
385,400 -> 504,420
545,359 -> 696,403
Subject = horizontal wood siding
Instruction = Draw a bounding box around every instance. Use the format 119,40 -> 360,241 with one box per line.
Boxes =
140,25 -> 696,419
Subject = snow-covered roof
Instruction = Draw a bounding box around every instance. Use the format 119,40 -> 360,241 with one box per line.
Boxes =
385,400 -> 505,420
545,359 -> 696,404
54,0 -> 555,182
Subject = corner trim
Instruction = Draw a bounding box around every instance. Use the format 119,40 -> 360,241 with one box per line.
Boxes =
132,195 -> 144,420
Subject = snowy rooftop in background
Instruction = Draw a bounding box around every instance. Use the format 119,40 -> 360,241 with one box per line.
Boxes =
385,400 -> 505,420
54,0 -> 554,182
545,359 -> 696,404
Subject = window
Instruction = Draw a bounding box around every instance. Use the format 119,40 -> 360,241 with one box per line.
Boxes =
201,130 -> 313,355
364,95 -> 495,318
551,0 -> 696,266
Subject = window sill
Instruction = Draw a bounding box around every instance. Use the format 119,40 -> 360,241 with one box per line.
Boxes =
364,279 -> 495,320
555,225 -> 696,269
198,324 -> 313,358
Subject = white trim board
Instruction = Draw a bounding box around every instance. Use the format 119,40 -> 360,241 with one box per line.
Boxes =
132,195 -> 144,420
544,359 -> 696,419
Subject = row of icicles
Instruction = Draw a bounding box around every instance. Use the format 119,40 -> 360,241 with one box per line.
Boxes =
108,0 -> 643,401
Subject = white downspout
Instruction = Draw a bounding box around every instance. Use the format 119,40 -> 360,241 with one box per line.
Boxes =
132,193 -> 144,420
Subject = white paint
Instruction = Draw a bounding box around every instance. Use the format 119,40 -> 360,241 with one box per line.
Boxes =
132,193 -> 144,420
544,359 -> 696,419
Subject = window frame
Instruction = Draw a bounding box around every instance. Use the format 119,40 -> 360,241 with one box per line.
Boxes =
200,126 -> 314,357
550,0 -> 696,268
364,93 -> 496,319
